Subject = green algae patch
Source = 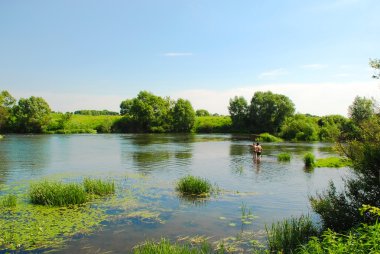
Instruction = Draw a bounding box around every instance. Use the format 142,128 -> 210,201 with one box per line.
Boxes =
315,157 -> 352,168
0,203 -> 107,251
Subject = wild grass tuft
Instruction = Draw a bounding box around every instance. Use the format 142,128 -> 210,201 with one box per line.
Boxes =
303,153 -> 315,168
266,215 -> 318,254
133,238 -> 213,254
29,181 -> 87,206
0,194 -> 17,208
256,133 -> 283,142
277,153 -> 292,162
315,157 -> 352,168
176,175 -> 212,196
83,178 -> 115,196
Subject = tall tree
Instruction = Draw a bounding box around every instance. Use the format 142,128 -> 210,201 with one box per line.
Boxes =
195,109 -> 210,117
0,90 -> 16,132
228,96 -> 249,130
348,96 -> 375,124
171,99 -> 195,132
249,91 -> 295,134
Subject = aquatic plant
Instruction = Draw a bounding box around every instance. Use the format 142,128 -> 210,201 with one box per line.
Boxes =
0,134 -> 3,139
314,157 -> 352,168
0,194 -> 17,208
176,175 -> 212,196
133,238 -> 214,254
29,181 -> 87,206
303,153 -> 315,168
256,133 -> 283,142
266,215 -> 318,254
83,177 -> 115,196
277,153 -> 291,162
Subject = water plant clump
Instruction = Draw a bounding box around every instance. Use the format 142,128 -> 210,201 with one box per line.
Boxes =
0,194 -> 17,208
266,215 -> 319,254
315,157 -> 352,168
303,153 -> 315,168
133,238 -> 214,254
83,177 -> 115,196
277,153 -> 291,162
176,175 -> 212,196
256,133 -> 283,142
29,181 -> 87,206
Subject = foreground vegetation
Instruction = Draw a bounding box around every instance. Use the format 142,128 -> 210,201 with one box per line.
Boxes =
134,238 -> 215,254
176,175 -> 213,196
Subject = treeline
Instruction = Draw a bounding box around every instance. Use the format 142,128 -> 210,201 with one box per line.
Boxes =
74,110 -> 119,116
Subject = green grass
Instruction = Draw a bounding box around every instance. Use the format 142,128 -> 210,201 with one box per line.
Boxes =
277,153 -> 292,162
29,181 -> 87,206
0,194 -> 17,208
0,134 -> 3,139
176,175 -> 212,196
194,116 -> 232,133
266,215 -> 319,254
256,133 -> 283,142
133,238 -> 214,254
83,178 -> 115,196
315,157 -> 352,168
303,153 -> 315,168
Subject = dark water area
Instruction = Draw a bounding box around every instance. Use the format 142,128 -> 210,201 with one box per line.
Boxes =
0,134 -> 351,253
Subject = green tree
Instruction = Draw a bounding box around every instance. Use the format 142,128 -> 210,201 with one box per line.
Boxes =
318,115 -> 350,141
120,99 -> 134,115
12,96 -> 52,133
249,91 -> 295,134
348,96 -> 375,125
280,114 -> 319,141
171,99 -> 195,132
228,96 -> 249,130
195,109 -> 210,117
0,90 -> 16,132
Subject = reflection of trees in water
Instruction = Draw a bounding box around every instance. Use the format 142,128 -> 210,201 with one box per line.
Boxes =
132,151 -> 171,171
177,194 -> 210,207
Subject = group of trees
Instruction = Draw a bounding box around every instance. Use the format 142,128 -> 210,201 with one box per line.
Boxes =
0,91 -> 51,133
117,91 -> 195,133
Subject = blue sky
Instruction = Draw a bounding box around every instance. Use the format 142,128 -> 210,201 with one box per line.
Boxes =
1,0 -> 379,116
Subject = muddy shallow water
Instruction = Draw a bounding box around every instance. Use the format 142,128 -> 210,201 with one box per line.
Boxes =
0,134 -> 350,253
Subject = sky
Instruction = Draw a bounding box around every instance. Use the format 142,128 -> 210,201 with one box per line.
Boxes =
1,0 -> 379,116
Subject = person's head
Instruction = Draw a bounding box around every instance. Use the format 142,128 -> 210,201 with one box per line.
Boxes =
256,142 -> 260,146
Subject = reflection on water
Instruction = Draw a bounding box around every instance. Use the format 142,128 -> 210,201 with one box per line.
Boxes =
0,134 -> 351,253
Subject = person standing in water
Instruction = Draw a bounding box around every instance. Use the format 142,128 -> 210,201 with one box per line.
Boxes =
254,142 -> 263,162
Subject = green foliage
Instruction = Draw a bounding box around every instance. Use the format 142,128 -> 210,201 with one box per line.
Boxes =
277,153 -> 291,162
303,153 -> 315,168
370,58 -> 380,79
171,99 -> 196,132
176,175 -> 212,196
29,181 -> 87,206
0,194 -> 17,208
133,238 -> 214,254
194,116 -> 232,133
12,96 -> 52,133
348,96 -> 375,125
257,132 -> 283,142
0,90 -> 16,132
228,96 -> 249,130
311,116 -> 380,232
280,114 -> 319,141
249,91 -> 295,134
315,157 -> 352,168
318,115 -> 349,141
266,215 -> 318,254
74,109 -> 119,116
195,109 -> 210,117
83,178 -> 115,196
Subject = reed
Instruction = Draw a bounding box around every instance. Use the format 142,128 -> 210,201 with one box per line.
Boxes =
0,194 -> 17,208
303,153 -> 315,168
133,238 -> 213,254
266,215 -> 318,254
29,181 -> 87,206
176,175 -> 212,196
277,152 -> 291,162
83,177 -> 115,196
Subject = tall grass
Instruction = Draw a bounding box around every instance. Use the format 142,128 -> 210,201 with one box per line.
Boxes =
176,175 -> 212,196
29,181 -> 87,206
277,153 -> 292,162
256,133 -> 283,142
133,238 -> 213,254
0,194 -> 17,208
83,178 -> 115,196
266,215 -> 318,254
303,153 -> 315,168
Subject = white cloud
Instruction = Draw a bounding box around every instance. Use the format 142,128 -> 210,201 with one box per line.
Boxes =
172,81 -> 380,117
163,52 -> 193,57
301,64 -> 328,70
258,68 -> 288,79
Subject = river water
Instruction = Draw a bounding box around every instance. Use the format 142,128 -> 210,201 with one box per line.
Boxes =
0,134 -> 351,253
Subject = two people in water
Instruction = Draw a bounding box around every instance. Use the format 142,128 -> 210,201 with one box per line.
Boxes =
253,142 -> 262,162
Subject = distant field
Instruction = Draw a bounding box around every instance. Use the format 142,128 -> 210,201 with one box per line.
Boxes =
194,116 -> 232,133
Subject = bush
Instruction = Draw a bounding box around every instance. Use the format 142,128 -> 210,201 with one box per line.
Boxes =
83,178 -> 115,196
29,181 -> 87,206
176,175 -> 212,196
194,116 -> 232,133
266,215 -> 319,254
303,153 -> 315,168
0,194 -> 17,208
256,133 -> 283,142
133,238 -> 213,254
277,153 -> 291,162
